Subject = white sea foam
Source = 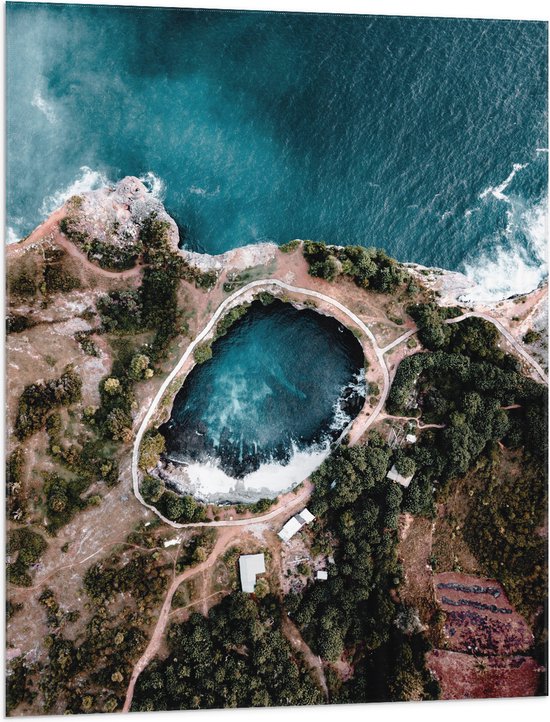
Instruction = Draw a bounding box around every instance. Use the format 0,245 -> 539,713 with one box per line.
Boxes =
31,89 -> 56,124
461,196 -> 548,303
139,171 -> 165,200
329,368 -> 367,432
6,226 -> 20,244
183,440 -> 331,501
479,162 -> 528,202
189,184 -> 220,197
177,368 -> 366,501
40,166 -> 110,217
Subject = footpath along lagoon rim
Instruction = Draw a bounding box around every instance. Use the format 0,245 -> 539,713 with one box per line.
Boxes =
132,279 -> 388,524
132,278 -> 548,528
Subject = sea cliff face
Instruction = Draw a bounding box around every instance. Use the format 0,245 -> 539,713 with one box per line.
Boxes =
13,175 -> 548,319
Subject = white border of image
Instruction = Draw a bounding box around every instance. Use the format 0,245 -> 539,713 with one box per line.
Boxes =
1,1 -> 548,721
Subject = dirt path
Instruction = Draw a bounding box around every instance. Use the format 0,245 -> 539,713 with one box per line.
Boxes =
122,528 -> 240,713
378,413 -> 446,430
281,615 -> 329,701
13,206 -> 143,281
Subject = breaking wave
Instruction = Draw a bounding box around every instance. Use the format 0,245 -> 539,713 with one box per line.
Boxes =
178,439 -> 332,502
165,364 -> 366,503
6,226 -> 21,244
329,368 -> 367,433
139,171 -> 165,200
40,166 -> 110,218
461,162 -> 547,302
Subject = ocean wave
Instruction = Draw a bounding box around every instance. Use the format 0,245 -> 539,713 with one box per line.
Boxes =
479,162 -> 528,202
40,166 -> 110,218
461,195 -> 547,303
180,439 -> 332,501
189,184 -> 220,197
139,171 -> 165,200
6,226 -> 20,244
329,368 -> 367,432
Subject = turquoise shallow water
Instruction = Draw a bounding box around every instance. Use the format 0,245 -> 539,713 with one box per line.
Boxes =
6,4 -> 548,299
160,300 -> 365,478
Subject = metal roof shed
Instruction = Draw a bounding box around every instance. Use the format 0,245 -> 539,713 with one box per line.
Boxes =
295,508 -> 315,525
278,517 -> 303,543
239,553 -> 266,593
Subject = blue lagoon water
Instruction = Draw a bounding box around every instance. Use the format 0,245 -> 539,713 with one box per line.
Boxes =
6,4 -> 548,299
159,300 -> 365,497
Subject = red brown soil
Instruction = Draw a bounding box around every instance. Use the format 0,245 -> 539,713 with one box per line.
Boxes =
397,513 -> 438,631
427,650 -> 542,700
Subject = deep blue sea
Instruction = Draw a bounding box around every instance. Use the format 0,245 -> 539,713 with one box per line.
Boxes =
6,4 -> 548,300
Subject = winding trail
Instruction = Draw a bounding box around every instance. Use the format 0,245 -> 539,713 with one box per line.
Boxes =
122,529 -> 239,713
16,207 -> 144,281
131,279 -> 392,528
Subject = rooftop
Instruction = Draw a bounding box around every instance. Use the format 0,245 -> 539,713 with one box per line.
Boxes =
386,464 -> 414,488
278,507 -> 316,543
239,553 -> 266,593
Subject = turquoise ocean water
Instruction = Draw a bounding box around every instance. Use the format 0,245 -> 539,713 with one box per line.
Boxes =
6,4 -> 548,300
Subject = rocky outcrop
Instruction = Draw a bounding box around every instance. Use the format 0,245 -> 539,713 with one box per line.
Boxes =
62,176 -> 180,254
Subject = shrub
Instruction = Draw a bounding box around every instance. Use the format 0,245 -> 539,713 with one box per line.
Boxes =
139,432 -> 166,471
141,475 -> 165,504
103,377 -> 122,396
279,239 -> 301,253
7,528 -> 48,586
6,314 -> 36,334
15,366 -> 82,440
194,342 -> 213,364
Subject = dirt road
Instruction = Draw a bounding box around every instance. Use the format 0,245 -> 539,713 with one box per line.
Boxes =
122,528 -> 240,712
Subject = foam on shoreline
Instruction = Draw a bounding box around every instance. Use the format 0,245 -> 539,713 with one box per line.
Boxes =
173,439 -> 332,503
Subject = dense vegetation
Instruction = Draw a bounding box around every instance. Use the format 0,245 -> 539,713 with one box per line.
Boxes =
97,213 -> 188,361
140,475 -> 207,525
286,438 -> 437,702
302,241 -> 407,293
14,366 -> 82,440
7,528 -> 48,586
465,454 -> 547,623
132,593 -> 324,711
387,350 -> 546,479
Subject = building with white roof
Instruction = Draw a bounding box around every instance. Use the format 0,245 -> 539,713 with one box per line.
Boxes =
316,570 -> 328,581
386,465 -> 414,488
405,433 -> 417,444
295,508 -> 315,524
239,553 -> 266,593
278,508 -> 316,543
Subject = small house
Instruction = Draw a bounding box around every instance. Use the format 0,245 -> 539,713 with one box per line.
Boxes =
278,507 -> 316,543
239,554 -> 266,593
386,464 -> 414,488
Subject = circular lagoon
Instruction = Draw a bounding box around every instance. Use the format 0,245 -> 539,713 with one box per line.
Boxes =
159,299 -> 366,502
